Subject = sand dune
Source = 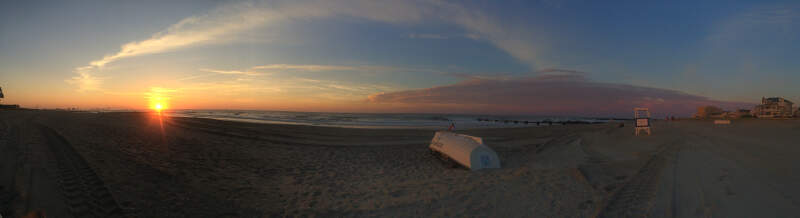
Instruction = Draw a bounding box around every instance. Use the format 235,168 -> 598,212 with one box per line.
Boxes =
1,110 -> 799,217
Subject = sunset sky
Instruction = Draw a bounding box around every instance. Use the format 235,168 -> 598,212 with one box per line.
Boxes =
1,0 -> 798,116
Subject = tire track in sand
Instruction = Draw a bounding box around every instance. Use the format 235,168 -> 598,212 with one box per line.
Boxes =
36,124 -> 125,217
0,123 -> 22,216
596,144 -> 678,218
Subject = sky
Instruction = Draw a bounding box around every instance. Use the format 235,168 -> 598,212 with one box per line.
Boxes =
1,0 -> 798,117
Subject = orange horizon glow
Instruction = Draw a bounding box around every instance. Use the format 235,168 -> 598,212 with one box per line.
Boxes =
147,88 -> 170,113
150,101 -> 168,112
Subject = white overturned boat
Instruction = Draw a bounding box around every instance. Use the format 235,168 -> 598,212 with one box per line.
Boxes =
429,131 -> 501,170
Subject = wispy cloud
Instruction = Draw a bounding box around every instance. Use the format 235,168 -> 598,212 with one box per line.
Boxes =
251,64 -> 443,76
159,63 -> 406,105
196,64 -> 357,79
252,64 -> 357,72
200,68 -> 262,76
537,68 -> 587,75
201,64 -> 432,77
69,0 -> 546,91
65,66 -> 104,92
408,33 -> 448,39
69,1 -> 285,92
464,33 -> 481,40
89,1 -> 281,68
171,75 -> 395,103
367,72 -> 753,117
438,68 -> 588,81
291,77 -> 393,93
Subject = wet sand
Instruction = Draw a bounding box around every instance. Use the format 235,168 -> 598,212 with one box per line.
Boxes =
1,110 -> 799,217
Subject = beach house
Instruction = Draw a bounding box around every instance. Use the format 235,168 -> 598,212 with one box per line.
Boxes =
694,106 -> 724,119
727,109 -> 752,119
753,97 -> 794,118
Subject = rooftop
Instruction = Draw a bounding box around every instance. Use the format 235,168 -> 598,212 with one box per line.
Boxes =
764,97 -> 793,104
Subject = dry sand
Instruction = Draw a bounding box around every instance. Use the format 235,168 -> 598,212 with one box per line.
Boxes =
1,110 -> 799,217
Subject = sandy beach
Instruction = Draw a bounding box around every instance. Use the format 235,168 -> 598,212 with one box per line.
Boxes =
2,110 -> 799,217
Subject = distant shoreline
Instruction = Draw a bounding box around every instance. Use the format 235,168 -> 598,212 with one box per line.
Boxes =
3,108 -> 620,130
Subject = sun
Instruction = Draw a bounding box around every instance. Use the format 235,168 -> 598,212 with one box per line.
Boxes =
149,100 -> 168,112
145,87 -> 172,113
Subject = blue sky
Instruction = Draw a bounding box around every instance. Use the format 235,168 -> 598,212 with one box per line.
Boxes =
1,0 -> 798,115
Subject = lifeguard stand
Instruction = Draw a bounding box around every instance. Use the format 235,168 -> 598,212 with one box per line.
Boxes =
634,108 -> 651,136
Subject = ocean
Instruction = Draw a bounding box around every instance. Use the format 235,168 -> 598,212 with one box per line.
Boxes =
165,110 -> 613,130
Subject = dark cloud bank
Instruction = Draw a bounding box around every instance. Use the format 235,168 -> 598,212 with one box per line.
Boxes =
367,73 -> 752,118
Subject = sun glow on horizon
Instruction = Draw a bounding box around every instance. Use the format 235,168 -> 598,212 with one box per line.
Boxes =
146,87 -> 172,112
149,99 -> 168,112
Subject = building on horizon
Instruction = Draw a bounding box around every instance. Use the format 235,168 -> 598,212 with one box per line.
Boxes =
694,106 -> 724,119
753,97 -> 794,118
729,109 -> 753,119
695,106 -> 754,119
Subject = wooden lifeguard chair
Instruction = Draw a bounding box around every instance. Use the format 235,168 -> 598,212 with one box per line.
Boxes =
634,108 -> 651,136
